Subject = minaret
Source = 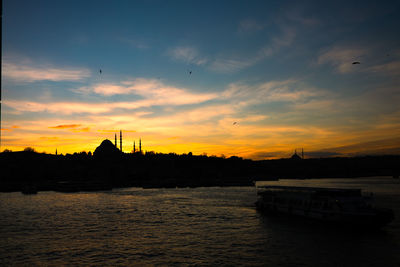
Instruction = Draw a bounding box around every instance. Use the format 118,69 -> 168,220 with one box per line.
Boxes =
302,148 -> 304,159
139,138 -> 142,153
120,130 -> 122,151
133,141 -> 136,153
56,149 -> 57,155
115,133 -> 117,147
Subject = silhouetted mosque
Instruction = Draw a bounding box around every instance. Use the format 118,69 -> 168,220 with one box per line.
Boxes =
95,130 -> 143,157
114,130 -> 125,152
114,131 -> 123,151
291,148 -> 304,160
93,139 -> 121,158
132,138 -> 142,153
120,130 -> 122,151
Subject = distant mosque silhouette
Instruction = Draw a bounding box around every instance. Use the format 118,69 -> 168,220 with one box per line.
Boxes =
291,148 -> 304,160
132,138 -> 142,153
113,130 -> 142,153
94,130 -> 142,157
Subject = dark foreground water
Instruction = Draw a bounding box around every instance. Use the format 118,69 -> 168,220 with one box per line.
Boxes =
1,177 -> 399,266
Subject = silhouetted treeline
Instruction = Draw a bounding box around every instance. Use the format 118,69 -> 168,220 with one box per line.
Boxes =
0,150 -> 399,193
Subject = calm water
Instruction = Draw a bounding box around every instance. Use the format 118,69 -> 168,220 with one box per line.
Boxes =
1,177 -> 399,266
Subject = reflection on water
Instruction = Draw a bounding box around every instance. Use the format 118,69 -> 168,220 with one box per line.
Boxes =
0,177 -> 399,266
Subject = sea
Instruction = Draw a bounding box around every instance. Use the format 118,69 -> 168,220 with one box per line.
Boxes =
1,177 -> 399,266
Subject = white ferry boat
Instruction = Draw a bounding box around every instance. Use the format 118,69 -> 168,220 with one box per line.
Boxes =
255,185 -> 394,228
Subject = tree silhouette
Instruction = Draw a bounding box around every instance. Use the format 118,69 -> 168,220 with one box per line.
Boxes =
23,147 -> 36,152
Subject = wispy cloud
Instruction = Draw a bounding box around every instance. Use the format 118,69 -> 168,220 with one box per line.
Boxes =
366,61 -> 400,77
317,45 -> 400,77
168,46 -> 208,65
209,58 -> 256,73
317,46 -> 368,73
307,137 -> 400,157
4,72 -> 397,158
49,124 -> 82,129
4,100 -> 113,115
221,79 -> 321,106
5,78 -> 319,117
249,150 -> 292,160
167,15 -> 298,74
210,7 -> 309,74
177,105 -> 235,123
5,78 -> 219,114
2,61 -> 91,82
260,26 -> 296,57
49,124 -> 90,133
210,26 -> 296,73
78,78 -> 218,105
0,125 -> 20,132
304,151 -> 342,158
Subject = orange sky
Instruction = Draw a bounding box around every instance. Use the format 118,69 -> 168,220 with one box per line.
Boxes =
2,1 -> 400,159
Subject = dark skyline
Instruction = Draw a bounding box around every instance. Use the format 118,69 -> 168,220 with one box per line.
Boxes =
1,0 -> 400,159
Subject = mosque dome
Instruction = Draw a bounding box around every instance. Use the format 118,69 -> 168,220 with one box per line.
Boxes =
93,139 -> 121,158
291,152 -> 302,160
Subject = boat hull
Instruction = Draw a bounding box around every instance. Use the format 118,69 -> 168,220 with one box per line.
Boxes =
256,200 -> 394,229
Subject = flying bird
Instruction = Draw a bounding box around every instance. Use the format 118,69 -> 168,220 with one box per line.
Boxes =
188,70 -> 192,75
352,62 -> 360,64
99,69 -> 102,74
233,122 -> 237,125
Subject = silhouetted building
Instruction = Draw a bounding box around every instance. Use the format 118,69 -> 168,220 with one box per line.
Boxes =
291,149 -> 302,160
133,141 -> 136,153
93,139 -> 122,158
120,130 -> 122,151
115,134 -> 117,147
139,138 -> 142,153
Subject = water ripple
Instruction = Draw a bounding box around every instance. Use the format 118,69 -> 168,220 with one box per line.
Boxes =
1,178 -> 399,266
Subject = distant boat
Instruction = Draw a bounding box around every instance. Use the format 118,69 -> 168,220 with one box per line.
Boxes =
255,185 -> 394,229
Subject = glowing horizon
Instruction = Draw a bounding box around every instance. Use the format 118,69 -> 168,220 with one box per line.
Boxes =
2,0 -> 400,160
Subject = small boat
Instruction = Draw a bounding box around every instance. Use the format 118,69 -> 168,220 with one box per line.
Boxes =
255,185 -> 394,229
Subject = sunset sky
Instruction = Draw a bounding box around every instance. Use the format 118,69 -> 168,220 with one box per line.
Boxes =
2,0 -> 400,159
